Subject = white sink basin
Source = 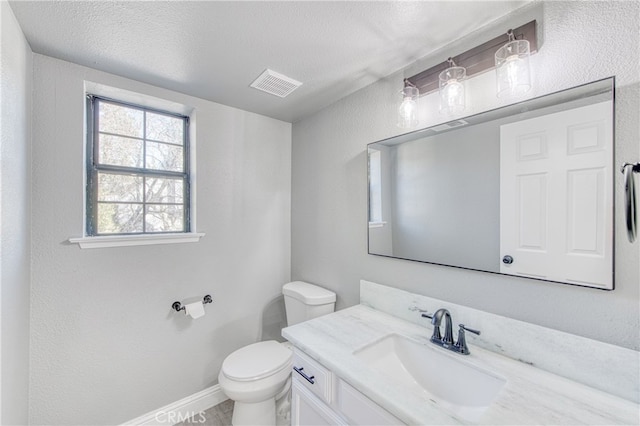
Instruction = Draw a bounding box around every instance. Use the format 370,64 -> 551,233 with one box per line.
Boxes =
353,334 -> 506,422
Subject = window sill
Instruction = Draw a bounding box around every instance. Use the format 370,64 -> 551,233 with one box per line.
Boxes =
368,221 -> 387,229
68,233 -> 205,249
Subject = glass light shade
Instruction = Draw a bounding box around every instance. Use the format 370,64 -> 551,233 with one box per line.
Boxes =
438,66 -> 466,115
495,39 -> 531,98
397,85 -> 419,129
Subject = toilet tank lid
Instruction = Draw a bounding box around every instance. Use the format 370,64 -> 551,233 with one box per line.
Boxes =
283,281 -> 336,305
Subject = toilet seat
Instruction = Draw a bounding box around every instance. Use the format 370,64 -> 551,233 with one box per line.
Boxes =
221,340 -> 292,382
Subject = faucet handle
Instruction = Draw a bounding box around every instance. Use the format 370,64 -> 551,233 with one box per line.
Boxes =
459,324 -> 480,335
455,324 -> 480,355
421,312 -> 442,341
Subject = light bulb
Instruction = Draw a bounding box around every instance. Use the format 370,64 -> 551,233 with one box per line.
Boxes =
398,97 -> 417,128
441,79 -> 465,114
397,81 -> 419,129
438,60 -> 466,115
495,31 -> 531,98
504,55 -> 522,88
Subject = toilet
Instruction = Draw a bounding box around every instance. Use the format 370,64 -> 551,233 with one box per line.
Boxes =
218,281 -> 337,425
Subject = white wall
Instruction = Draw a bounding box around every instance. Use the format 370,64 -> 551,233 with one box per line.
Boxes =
29,55 -> 291,424
292,1 -> 640,350
0,1 -> 32,424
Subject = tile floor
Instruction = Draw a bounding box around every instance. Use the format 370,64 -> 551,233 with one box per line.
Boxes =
176,399 -> 234,426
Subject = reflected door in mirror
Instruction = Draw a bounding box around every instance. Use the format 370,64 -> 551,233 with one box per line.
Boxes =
500,100 -> 613,288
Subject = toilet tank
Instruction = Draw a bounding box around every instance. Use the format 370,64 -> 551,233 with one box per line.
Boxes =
282,281 -> 336,326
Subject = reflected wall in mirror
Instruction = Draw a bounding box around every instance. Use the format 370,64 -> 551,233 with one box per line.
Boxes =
368,78 -> 614,289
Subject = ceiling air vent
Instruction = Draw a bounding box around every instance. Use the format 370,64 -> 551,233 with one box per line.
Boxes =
250,69 -> 302,98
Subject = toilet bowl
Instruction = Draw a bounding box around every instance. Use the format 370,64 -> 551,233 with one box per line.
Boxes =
218,341 -> 292,425
218,282 -> 336,426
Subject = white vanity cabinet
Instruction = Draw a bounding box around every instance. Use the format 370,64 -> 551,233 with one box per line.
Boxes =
291,348 -> 403,426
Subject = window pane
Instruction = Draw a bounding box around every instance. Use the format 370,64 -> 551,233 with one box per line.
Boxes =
368,149 -> 383,222
97,172 -> 143,202
145,204 -> 184,232
98,134 -> 143,168
98,101 -> 143,138
88,97 -> 190,236
97,203 -> 143,234
146,141 -> 184,172
145,177 -> 184,204
146,112 -> 183,144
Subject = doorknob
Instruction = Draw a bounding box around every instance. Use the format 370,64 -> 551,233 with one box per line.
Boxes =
502,255 -> 514,264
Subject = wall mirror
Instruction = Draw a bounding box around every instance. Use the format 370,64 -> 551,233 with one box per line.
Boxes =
368,77 -> 614,289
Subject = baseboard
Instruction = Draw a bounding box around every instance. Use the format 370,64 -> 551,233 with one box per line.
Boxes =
122,384 -> 228,425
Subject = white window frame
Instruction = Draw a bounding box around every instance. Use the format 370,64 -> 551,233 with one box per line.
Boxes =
69,83 -> 204,249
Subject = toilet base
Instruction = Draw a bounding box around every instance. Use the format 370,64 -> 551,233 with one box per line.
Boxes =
232,398 -> 276,426
275,391 -> 291,426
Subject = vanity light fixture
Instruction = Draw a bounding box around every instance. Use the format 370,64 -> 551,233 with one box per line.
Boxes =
439,58 -> 466,115
495,29 -> 531,98
402,20 -> 537,118
397,79 -> 419,129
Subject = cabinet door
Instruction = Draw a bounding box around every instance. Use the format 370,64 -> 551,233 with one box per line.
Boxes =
292,348 -> 333,404
337,379 -> 404,425
291,380 -> 346,426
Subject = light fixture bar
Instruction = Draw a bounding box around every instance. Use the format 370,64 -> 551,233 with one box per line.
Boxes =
407,20 -> 537,95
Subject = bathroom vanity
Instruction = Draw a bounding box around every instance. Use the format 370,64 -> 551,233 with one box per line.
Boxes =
283,281 -> 639,425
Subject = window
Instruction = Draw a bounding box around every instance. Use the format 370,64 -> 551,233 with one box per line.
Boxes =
86,96 -> 190,236
368,148 -> 383,225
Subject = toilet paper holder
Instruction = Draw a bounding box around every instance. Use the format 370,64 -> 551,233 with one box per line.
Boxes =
172,295 -> 213,312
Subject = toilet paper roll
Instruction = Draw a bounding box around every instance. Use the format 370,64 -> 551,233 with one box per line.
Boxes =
184,301 -> 205,319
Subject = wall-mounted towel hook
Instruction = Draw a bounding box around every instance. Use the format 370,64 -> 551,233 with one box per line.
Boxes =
621,162 -> 640,174
172,295 -> 213,312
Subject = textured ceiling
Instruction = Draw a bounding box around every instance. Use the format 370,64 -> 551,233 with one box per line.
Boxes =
9,1 -> 529,123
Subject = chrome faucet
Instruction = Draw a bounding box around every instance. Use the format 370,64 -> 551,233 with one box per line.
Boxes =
421,309 -> 480,355
424,308 -> 454,344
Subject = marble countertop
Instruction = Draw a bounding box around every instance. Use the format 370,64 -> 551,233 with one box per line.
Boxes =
282,305 -> 639,425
